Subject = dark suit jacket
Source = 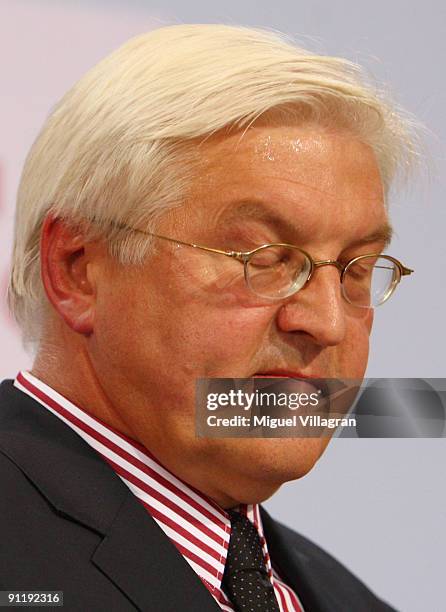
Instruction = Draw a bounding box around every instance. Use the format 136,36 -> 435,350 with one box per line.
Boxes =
0,379 -> 396,611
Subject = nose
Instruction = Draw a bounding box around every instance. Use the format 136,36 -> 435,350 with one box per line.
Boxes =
276,264 -> 347,347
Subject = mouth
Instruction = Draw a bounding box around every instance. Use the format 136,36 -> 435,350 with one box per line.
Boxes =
253,368 -> 343,420
252,370 -> 322,380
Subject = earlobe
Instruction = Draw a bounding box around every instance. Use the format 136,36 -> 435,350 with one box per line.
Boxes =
40,213 -> 96,336
70,307 -> 95,335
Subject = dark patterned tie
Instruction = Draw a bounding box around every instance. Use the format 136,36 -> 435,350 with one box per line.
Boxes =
222,510 -> 280,611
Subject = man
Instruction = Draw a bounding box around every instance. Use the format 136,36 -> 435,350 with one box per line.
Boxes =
0,24 -> 417,611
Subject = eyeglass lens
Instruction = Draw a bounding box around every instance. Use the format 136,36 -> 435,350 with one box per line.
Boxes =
246,246 -> 399,307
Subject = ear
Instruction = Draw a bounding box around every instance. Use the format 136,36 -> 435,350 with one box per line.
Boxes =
40,213 -> 100,335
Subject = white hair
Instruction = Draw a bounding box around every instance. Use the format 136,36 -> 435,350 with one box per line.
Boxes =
7,23 -> 421,353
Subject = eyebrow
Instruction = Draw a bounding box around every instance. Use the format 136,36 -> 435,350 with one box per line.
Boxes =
220,200 -> 394,249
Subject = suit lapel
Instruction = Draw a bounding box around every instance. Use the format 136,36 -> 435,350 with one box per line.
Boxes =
90,492 -> 221,611
0,380 -> 220,611
260,505 -> 342,612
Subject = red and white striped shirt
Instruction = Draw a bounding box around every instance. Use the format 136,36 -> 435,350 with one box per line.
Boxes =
14,370 -> 304,612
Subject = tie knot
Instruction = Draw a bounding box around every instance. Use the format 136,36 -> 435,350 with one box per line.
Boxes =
226,511 -> 266,572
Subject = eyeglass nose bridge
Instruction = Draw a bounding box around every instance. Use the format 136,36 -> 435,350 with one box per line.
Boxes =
309,259 -> 344,280
296,259 -> 346,296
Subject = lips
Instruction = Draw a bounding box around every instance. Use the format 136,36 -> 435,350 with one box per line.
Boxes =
253,370 -> 322,379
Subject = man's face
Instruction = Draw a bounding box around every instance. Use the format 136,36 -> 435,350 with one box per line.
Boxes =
89,123 -> 387,505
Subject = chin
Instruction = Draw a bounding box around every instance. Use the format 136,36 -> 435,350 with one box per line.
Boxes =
218,437 -> 330,504
259,437 -> 328,479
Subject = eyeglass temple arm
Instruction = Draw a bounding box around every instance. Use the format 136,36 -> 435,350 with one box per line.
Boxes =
106,221 -> 241,259
147,232 -> 247,260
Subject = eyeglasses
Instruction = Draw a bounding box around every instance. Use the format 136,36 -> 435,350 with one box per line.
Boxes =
108,221 -> 414,308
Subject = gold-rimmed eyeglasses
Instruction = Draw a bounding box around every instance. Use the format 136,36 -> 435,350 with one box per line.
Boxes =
108,220 -> 413,308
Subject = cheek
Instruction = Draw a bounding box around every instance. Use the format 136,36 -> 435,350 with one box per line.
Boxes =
92,277 -> 149,365
173,303 -> 277,375
145,253 -> 280,372
342,310 -> 373,377
107,268 -> 276,377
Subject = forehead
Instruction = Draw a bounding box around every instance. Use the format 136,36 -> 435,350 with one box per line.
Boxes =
174,123 -> 387,244
197,123 -> 382,194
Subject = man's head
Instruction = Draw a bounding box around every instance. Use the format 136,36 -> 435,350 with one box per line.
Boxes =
8,25 -> 418,506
